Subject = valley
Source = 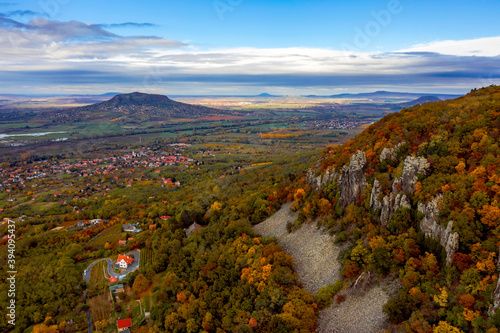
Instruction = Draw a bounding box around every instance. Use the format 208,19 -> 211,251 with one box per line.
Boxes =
1,1 -> 498,332
2,87 -> 500,333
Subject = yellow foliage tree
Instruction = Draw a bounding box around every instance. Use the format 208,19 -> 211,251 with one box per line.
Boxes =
133,273 -> 150,293
455,162 -> 466,175
463,308 -> 481,322
479,204 -> 500,227
210,201 -> 222,211
294,188 -> 305,202
318,198 -> 332,216
433,321 -> 464,333
433,287 -> 448,307
368,235 -> 386,250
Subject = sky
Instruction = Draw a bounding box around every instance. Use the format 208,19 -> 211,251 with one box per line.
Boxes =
0,0 -> 499,95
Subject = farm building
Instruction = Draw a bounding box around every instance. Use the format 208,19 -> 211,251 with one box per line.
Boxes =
110,283 -> 125,294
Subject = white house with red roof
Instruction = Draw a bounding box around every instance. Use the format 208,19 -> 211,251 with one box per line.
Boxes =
115,255 -> 134,269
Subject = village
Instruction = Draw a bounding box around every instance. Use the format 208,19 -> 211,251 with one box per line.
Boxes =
304,117 -> 372,130
0,148 -> 194,190
0,146 -> 197,213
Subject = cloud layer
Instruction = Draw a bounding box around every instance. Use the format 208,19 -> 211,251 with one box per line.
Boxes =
98,22 -> 158,29
0,16 -> 499,94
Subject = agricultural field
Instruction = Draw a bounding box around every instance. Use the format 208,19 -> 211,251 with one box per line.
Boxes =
88,224 -> 126,248
139,246 -> 155,271
89,260 -> 110,285
89,292 -> 113,322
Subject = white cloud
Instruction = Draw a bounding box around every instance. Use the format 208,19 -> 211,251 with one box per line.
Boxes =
399,36 -> 500,57
0,17 -> 498,94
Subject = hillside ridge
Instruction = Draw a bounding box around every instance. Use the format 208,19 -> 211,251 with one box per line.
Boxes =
297,85 -> 500,331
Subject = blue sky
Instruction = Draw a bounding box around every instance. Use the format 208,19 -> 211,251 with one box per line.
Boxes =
0,0 -> 499,95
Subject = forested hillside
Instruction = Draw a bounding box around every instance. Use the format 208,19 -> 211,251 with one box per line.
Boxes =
0,148 -> 318,332
2,85 -> 500,332
295,85 -> 500,332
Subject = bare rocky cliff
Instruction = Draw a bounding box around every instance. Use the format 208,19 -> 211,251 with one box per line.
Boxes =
338,151 -> 368,207
488,247 -> 500,317
306,167 -> 338,192
306,150 -> 367,206
308,147 -> 459,266
418,195 -> 459,266
371,156 -> 429,226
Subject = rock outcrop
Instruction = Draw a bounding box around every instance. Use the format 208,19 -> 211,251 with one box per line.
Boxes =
488,247 -> 500,317
380,148 -> 396,163
380,192 -> 411,226
418,195 -> 459,266
339,151 -> 367,207
401,156 -> 430,194
377,178 -> 411,225
370,179 -> 383,212
379,142 -> 405,163
371,156 -> 430,225
306,167 -> 338,191
370,153 -> 458,264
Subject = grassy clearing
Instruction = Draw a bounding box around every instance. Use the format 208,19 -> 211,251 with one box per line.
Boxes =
0,122 -> 44,130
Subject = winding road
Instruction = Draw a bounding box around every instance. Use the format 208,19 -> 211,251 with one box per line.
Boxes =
83,250 -> 140,283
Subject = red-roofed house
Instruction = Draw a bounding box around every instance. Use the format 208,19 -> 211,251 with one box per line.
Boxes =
116,318 -> 132,332
109,277 -> 117,283
115,255 -> 134,269
161,215 -> 170,220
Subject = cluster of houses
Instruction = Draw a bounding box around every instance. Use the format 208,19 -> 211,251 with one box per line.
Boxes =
161,177 -> 181,186
66,218 -> 103,231
0,148 -> 194,193
305,117 -> 370,130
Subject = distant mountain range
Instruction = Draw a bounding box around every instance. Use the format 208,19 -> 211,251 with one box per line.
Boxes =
304,90 -> 462,101
168,92 -> 283,98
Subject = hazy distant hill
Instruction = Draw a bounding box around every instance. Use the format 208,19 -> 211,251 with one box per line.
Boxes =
305,90 -> 461,101
256,93 -> 281,97
395,95 -> 442,109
